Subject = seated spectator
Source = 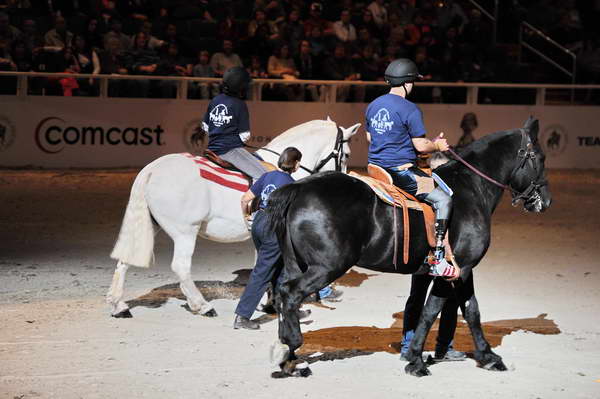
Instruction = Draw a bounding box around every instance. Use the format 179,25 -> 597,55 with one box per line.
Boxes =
103,19 -> 132,54
139,20 -> 165,51
304,2 -> 333,38
352,44 -> 383,101
295,39 -> 323,101
247,54 -> 268,79
72,34 -> 100,96
387,0 -> 416,26
44,15 -> 73,50
356,26 -> 382,58
279,8 -> 304,57
268,43 -> 303,101
248,9 -> 279,43
460,9 -> 493,57
253,0 -> 286,24
333,9 -> 357,44
210,39 -> 243,77
20,18 -> 43,53
56,46 -> 80,96
307,25 -> 327,59
355,8 -> 380,39
387,13 -> 406,49
367,0 -> 388,30
436,0 -> 469,33
156,42 -> 191,98
98,36 -> 129,97
218,9 -> 244,43
191,50 -> 218,99
11,40 -> 33,72
0,35 -> 16,94
404,12 -> 433,49
0,12 -> 22,48
321,43 -> 362,102
124,31 -> 161,97
84,17 -> 104,50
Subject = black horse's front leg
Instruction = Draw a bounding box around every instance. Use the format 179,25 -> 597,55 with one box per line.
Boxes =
463,293 -> 507,371
405,293 -> 446,377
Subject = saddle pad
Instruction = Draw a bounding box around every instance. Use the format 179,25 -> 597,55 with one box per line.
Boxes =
349,172 -> 423,211
182,153 -> 249,192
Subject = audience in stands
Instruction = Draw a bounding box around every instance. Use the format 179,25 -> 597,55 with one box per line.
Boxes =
0,0 -> 596,102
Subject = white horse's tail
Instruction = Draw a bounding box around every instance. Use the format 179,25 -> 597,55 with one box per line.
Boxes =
110,166 -> 155,268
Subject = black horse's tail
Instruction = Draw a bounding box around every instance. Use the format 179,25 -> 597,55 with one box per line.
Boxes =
265,183 -> 301,243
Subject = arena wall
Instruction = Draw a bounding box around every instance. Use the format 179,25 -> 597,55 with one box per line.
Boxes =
0,96 -> 597,168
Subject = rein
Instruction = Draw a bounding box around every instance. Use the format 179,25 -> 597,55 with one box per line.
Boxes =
246,126 -> 348,174
446,129 -> 547,206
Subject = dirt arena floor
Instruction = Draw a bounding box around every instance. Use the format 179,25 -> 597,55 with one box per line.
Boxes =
1,168 -> 599,399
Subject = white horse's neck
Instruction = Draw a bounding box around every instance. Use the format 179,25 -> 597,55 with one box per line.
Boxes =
258,120 -> 338,178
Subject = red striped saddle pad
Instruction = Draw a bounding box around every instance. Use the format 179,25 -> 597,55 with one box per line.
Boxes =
182,153 -> 250,192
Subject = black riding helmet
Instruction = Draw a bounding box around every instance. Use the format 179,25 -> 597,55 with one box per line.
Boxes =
222,66 -> 252,98
384,58 -> 423,87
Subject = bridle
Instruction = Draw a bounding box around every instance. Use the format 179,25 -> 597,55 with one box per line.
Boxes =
247,125 -> 349,174
447,129 -> 548,207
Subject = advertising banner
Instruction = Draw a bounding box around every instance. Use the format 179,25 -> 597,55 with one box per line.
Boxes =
0,96 -> 598,169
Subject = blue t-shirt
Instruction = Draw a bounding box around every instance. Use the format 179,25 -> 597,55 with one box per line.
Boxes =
250,170 -> 295,209
365,93 -> 427,168
202,93 -> 250,155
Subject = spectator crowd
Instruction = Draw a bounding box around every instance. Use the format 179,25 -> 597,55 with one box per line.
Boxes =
0,0 -> 598,102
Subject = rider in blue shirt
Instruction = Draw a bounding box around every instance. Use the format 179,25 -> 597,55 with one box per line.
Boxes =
365,58 -> 455,278
202,66 -> 267,179
367,58 -> 466,362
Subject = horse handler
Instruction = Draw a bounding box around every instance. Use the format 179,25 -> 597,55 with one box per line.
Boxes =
233,147 -> 303,330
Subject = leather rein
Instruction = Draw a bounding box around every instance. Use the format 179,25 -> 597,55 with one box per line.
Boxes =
446,129 -> 548,206
246,126 -> 348,174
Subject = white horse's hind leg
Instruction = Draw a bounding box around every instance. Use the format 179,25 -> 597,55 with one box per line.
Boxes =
171,230 -> 216,317
106,261 -> 132,318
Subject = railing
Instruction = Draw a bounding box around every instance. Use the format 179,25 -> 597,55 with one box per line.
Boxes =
519,21 -> 577,89
467,0 -> 499,44
1,71 -> 599,106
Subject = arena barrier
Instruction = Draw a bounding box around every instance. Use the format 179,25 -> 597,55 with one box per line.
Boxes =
0,72 -> 599,169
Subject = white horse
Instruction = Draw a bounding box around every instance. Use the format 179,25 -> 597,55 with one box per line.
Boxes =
106,118 -> 361,317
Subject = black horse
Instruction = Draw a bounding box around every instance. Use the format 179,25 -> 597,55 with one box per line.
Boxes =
266,117 -> 552,377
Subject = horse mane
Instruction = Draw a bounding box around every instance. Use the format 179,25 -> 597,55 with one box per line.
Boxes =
436,129 -> 517,173
266,119 -> 337,151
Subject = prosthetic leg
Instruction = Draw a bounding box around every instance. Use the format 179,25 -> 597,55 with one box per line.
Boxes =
423,188 -> 458,278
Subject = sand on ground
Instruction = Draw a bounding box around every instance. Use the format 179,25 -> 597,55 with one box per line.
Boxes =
0,169 -> 599,399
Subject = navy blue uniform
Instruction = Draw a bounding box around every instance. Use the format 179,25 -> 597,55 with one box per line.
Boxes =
235,170 -> 295,319
202,93 -> 250,155
366,93 -> 427,169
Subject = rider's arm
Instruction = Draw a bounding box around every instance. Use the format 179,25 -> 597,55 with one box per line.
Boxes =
412,133 -> 449,153
240,190 -> 255,216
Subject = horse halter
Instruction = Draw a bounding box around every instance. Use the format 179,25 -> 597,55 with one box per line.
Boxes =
507,129 -> 548,206
310,126 -> 349,173
249,125 -> 349,174
447,128 -> 547,207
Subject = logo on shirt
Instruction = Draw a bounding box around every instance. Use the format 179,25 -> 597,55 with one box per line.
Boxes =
261,184 -> 277,206
370,108 -> 394,134
209,104 -> 233,127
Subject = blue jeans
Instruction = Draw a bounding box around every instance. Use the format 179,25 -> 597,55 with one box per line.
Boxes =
387,167 -> 418,196
235,210 -> 282,319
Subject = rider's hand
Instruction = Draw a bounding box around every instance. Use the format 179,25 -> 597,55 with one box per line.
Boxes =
433,132 -> 449,152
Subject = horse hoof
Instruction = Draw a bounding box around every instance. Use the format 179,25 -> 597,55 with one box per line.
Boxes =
405,362 -> 431,377
269,340 -> 290,367
202,308 -> 218,318
293,366 -> 312,378
112,309 -> 132,318
482,360 -> 508,371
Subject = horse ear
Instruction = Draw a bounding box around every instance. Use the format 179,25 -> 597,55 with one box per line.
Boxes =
524,116 -> 539,142
343,123 -> 361,140
327,116 -> 332,122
